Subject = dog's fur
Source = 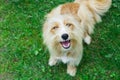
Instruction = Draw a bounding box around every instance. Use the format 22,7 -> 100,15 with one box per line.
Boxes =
43,0 -> 111,76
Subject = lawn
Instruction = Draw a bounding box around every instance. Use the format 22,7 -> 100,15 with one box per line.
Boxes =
0,0 -> 120,80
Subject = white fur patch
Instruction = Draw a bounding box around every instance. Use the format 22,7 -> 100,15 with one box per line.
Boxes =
84,35 -> 91,45
57,56 -> 74,64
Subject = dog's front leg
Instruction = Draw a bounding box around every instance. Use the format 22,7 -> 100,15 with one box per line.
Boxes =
67,64 -> 77,77
48,56 -> 57,66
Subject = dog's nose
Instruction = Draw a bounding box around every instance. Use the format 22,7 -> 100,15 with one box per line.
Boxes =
61,33 -> 69,40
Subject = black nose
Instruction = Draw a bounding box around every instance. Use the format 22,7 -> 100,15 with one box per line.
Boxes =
61,33 -> 69,40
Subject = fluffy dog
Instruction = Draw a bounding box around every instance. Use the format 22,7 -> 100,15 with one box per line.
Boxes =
43,0 -> 111,76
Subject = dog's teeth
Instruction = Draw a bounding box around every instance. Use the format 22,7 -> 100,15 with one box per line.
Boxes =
60,40 -> 71,49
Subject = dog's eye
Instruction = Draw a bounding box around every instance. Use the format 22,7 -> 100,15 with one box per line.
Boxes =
66,23 -> 72,27
52,26 -> 59,30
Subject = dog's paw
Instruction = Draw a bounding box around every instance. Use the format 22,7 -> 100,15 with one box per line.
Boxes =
48,59 -> 57,66
67,65 -> 76,77
84,35 -> 91,45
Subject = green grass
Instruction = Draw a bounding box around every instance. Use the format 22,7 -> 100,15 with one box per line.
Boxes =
0,0 -> 120,80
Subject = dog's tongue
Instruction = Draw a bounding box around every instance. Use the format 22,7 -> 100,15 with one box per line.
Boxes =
61,40 -> 70,49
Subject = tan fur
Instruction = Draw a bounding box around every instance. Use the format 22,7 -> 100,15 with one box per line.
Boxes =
67,64 -> 77,76
43,0 -> 111,76
61,3 -> 79,15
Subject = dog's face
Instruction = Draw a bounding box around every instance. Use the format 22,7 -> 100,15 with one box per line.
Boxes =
43,15 -> 83,51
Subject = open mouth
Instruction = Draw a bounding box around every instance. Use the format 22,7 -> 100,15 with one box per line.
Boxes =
60,40 -> 71,49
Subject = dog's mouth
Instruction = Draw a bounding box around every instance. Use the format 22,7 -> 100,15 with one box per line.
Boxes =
60,40 -> 71,49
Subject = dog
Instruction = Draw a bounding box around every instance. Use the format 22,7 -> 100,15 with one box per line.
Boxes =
43,0 -> 111,76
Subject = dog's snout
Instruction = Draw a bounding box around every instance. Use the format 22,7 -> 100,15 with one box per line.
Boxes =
61,33 -> 69,40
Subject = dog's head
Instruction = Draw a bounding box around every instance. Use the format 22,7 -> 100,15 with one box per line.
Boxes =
43,14 -> 83,51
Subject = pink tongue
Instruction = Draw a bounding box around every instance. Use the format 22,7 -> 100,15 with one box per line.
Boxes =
63,41 -> 69,46
61,41 -> 70,48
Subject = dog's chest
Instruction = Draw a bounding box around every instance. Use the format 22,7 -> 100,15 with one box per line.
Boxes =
57,53 -> 74,64
61,56 -> 73,63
